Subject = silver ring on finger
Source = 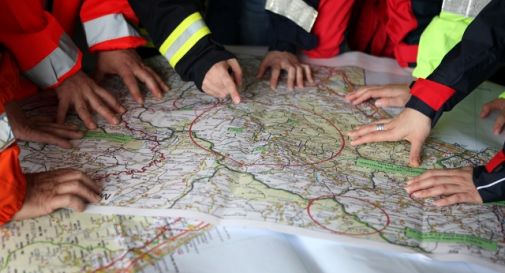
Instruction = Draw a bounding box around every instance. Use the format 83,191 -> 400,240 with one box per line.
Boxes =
376,123 -> 385,131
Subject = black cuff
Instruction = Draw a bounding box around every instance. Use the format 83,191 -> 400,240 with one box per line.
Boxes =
173,36 -> 235,91
405,96 -> 443,127
473,165 -> 505,203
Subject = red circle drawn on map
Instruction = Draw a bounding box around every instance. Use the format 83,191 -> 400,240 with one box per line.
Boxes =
188,101 -> 346,168
306,195 -> 390,236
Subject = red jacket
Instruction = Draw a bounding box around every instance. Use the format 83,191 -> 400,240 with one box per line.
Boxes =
0,53 -> 32,225
0,0 -> 146,89
304,0 -> 442,68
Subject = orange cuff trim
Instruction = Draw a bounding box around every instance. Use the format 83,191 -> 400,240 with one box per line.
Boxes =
486,150 -> 505,173
410,79 -> 455,111
47,51 -> 83,90
88,37 -> 147,53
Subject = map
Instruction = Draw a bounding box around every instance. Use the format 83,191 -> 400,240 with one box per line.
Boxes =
9,56 -> 505,270
0,210 -> 219,272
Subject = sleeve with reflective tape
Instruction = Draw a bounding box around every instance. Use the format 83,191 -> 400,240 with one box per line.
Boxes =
405,0 -> 505,125
128,0 -> 234,90
266,0 -> 318,53
81,0 -> 147,52
0,0 -> 82,89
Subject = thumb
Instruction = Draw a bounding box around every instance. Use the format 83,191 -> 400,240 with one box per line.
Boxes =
408,139 -> 424,167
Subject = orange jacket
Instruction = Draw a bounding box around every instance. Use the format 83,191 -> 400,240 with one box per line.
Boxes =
0,0 -> 146,89
0,53 -> 30,225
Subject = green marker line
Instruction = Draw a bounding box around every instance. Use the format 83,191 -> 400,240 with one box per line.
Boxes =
227,127 -> 244,133
84,131 -> 134,143
405,227 -> 497,251
484,200 -> 505,207
356,158 -> 425,176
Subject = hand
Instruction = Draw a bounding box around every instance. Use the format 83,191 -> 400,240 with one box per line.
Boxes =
405,167 -> 482,206
345,84 -> 410,108
5,102 -> 84,149
55,71 -> 126,129
12,169 -> 101,220
480,98 -> 505,135
202,58 -> 242,104
347,108 -> 431,167
95,49 -> 170,105
257,51 -> 313,91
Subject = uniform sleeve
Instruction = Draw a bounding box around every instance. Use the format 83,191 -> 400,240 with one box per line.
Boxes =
405,0 -> 505,125
80,0 -> 147,52
265,0 -> 318,54
472,144 -> 505,203
0,52 -> 27,225
128,0 -> 234,90
0,0 -> 82,89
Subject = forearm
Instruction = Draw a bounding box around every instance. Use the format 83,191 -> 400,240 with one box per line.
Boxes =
128,0 -> 233,89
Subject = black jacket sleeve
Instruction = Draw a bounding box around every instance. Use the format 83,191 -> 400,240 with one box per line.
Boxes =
266,0 -> 319,53
405,0 -> 505,125
473,144 -> 505,203
128,0 -> 234,90
404,0 -> 505,203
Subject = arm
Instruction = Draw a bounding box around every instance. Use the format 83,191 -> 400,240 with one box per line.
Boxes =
128,0 -> 236,91
0,0 -> 82,89
265,0 -> 319,54
406,0 -> 505,126
80,0 -> 147,52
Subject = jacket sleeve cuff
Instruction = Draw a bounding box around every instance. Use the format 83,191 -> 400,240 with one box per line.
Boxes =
405,79 -> 456,127
0,145 -> 26,225
410,79 -> 456,111
473,165 -> 505,203
82,13 -> 146,53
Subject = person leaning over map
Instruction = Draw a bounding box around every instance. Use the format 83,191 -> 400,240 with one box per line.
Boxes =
260,0 -> 442,91
348,0 -> 505,207
127,0 -> 243,104
345,0 -> 505,135
0,51 -> 101,225
0,0 -> 169,131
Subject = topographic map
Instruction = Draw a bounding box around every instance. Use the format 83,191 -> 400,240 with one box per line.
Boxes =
2,55 -> 504,271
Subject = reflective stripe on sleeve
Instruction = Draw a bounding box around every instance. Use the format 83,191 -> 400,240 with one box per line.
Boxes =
442,0 -> 491,18
83,13 -> 142,48
24,33 -> 80,89
159,12 -> 211,68
265,0 -> 318,33
0,113 -> 15,152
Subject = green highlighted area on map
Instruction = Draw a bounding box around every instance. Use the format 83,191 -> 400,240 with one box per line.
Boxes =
84,131 -> 134,143
356,158 -> 425,176
405,227 -> 497,251
227,127 -> 244,133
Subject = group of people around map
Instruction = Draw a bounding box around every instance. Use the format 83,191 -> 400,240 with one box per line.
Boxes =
0,0 -> 504,225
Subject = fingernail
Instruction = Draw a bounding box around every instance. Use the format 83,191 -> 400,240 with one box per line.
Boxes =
375,101 -> 382,107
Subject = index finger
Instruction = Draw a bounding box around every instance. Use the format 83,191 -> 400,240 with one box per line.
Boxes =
223,77 -> 241,104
